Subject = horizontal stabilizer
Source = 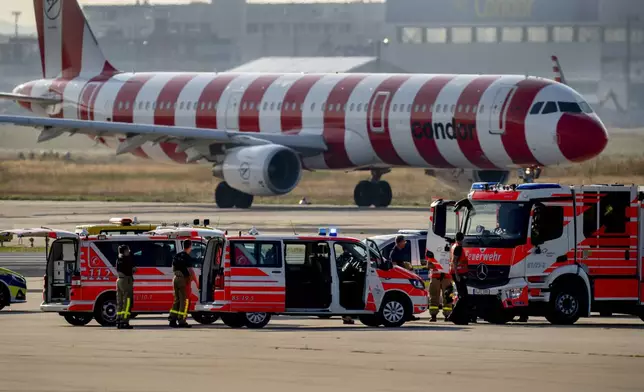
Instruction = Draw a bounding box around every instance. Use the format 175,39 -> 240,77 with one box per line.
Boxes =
0,92 -> 62,105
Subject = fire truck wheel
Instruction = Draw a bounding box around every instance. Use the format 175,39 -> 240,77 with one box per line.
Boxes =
358,315 -> 382,327
546,285 -> 583,325
62,313 -> 93,326
244,312 -> 271,329
192,311 -> 220,325
94,295 -> 118,327
378,294 -> 411,328
221,313 -> 246,328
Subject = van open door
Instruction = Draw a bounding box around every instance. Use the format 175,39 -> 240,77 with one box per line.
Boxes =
426,200 -> 459,267
199,236 -> 225,304
0,228 -> 78,304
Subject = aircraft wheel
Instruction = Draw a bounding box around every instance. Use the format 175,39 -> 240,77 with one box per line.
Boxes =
374,181 -> 392,208
353,180 -> 373,207
234,191 -> 254,209
215,182 -> 236,209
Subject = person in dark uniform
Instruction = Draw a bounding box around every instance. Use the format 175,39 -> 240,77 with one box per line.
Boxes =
389,235 -> 412,271
116,245 -> 136,329
169,240 -> 193,328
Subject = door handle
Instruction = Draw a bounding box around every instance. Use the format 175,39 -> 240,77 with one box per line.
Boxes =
271,271 -> 282,274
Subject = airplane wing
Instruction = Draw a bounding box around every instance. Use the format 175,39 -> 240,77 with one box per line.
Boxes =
0,115 -> 327,159
0,93 -> 62,105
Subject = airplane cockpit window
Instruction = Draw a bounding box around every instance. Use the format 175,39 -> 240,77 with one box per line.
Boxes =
529,101 -> 544,114
541,101 -> 558,114
579,101 -> 594,113
557,101 -> 582,113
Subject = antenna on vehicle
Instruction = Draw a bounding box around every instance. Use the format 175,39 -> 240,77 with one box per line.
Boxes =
290,220 -> 298,235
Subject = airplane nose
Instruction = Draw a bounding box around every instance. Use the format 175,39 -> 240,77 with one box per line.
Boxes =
556,113 -> 608,162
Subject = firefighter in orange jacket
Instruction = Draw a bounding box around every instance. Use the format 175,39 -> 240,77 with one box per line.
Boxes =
448,232 -> 471,325
426,251 -> 454,322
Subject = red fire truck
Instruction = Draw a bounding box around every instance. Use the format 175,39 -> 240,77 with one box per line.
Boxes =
194,229 -> 428,328
426,182 -> 644,324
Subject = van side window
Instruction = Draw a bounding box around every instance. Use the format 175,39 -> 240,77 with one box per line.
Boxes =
284,243 -> 307,265
190,241 -> 206,267
583,194 -> 598,245
231,241 -> 281,268
94,241 -> 177,268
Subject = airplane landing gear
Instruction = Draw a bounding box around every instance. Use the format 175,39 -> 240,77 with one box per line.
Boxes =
353,169 -> 392,208
517,167 -> 541,183
215,181 -> 254,209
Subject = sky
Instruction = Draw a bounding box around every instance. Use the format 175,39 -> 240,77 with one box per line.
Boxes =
1,0 -> 380,26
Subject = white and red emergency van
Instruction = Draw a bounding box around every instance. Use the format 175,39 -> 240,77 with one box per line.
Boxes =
426,182 -> 644,324
36,226 -> 225,326
194,229 -> 428,328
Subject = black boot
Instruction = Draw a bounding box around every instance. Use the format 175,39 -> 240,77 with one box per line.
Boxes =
169,319 -> 178,328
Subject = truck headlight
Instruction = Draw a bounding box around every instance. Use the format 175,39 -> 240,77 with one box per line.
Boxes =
409,279 -> 425,289
505,288 -> 523,299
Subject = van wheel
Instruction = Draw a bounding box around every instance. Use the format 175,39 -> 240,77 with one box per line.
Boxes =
359,315 -> 382,327
192,312 -> 219,325
244,312 -> 271,329
221,313 -> 246,328
94,295 -> 118,327
378,295 -> 410,328
63,313 -> 93,326
546,285 -> 583,325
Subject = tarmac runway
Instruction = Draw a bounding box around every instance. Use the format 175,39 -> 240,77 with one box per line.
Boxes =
2,201 -> 644,392
1,287 -> 643,392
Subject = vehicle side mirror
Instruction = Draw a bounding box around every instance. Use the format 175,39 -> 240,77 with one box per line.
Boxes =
426,250 -> 434,259
379,260 -> 393,271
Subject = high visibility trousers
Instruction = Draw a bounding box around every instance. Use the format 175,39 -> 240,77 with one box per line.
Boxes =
169,275 -> 189,323
116,276 -> 134,323
429,276 -> 453,317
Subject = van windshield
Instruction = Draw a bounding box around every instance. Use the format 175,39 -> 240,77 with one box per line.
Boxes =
463,201 -> 530,248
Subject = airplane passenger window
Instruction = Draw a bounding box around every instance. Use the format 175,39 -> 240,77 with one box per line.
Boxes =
145,102 -> 150,110
125,101 -> 130,110
465,104 -> 470,113
421,104 -> 426,112
472,105 -> 478,113
429,104 -> 434,112
249,102 -> 254,110
263,102 -> 268,110
557,102 -> 582,113
457,104 -> 462,112
393,104 -> 397,112
335,103 -> 341,112
434,104 -> 440,112
357,103 -> 362,112
579,101 -> 593,113
242,102 -> 247,110
158,102 -> 165,110
321,103 -> 326,111
450,104 -> 455,113
541,101 -> 558,114
277,102 -> 282,110
479,105 -> 484,113
310,103 -> 315,111
270,102 -> 275,110
414,105 -> 419,112
342,104 -> 346,112
530,102 -> 544,114
407,104 -> 411,112
152,102 -> 157,110
299,103 -> 303,111
214,102 -> 218,110
349,103 -> 354,111
118,101 -> 123,110
138,102 -> 143,110
188,102 -> 194,110
201,102 -> 205,110
180,102 -> 185,110
444,105 -> 449,113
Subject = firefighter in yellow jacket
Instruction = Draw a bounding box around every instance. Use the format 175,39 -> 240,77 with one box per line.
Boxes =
426,250 -> 454,322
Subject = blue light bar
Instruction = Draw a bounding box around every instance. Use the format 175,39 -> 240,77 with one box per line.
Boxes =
329,227 -> 338,237
318,227 -> 327,236
471,182 -> 499,190
515,183 -> 562,190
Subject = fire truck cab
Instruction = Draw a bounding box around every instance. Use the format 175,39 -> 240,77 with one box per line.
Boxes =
194,229 -> 428,328
427,182 -> 644,325
39,226 -> 225,326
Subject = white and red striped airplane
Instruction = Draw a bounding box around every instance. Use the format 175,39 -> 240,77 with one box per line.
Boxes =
0,0 -> 609,208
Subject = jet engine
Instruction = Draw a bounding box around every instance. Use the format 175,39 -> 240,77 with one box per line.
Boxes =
215,145 -> 302,196
431,169 -> 510,191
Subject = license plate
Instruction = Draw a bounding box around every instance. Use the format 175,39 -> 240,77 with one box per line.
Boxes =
473,288 -> 490,295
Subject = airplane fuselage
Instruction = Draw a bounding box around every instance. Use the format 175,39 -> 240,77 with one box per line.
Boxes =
14,71 -> 608,170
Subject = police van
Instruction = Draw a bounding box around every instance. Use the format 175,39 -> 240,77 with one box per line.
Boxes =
33,226 -> 225,326
194,228 -> 428,328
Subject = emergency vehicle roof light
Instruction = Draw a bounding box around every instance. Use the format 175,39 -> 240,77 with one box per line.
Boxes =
204,219 -> 210,226
318,228 -> 327,236
329,227 -> 338,237
515,183 -> 562,190
109,217 -> 133,226
248,226 -> 259,235
470,182 -> 498,191
193,219 -> 200,226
